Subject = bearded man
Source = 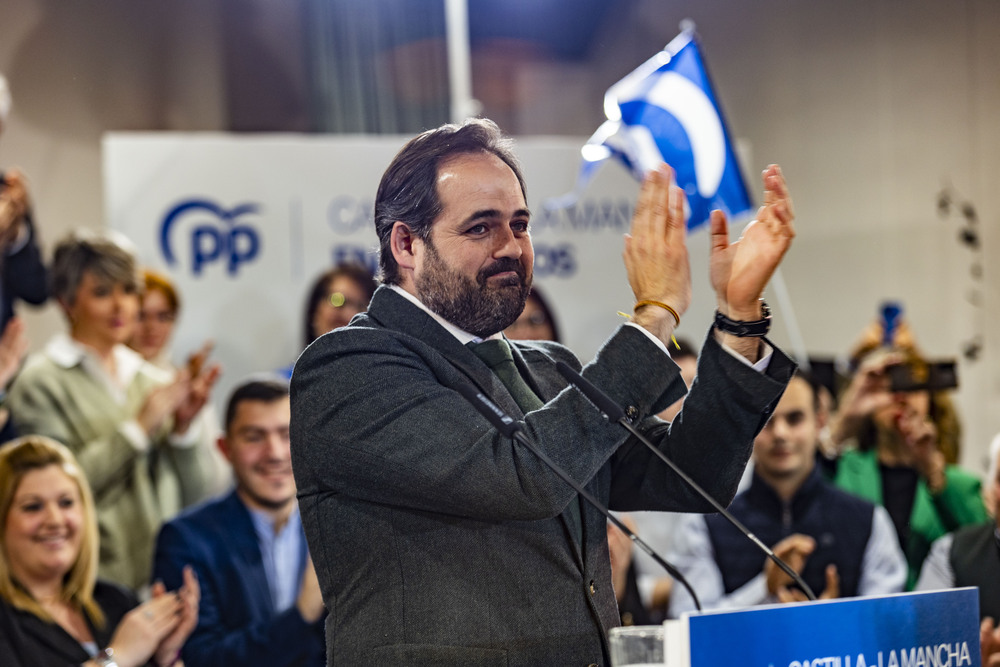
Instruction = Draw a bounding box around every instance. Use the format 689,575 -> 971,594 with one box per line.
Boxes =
290,118 -> 797,666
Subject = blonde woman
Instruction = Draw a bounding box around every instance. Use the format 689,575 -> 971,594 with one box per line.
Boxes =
0,436 -> 198,666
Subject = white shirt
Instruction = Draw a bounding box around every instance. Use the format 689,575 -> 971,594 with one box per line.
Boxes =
666,503 -> 907,617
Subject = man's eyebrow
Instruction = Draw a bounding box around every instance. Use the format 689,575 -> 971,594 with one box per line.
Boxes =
463,207 -> 532,224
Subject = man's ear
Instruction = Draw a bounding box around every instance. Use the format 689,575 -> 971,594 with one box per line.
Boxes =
390,221 -> 419,272
217,435 -> 233,464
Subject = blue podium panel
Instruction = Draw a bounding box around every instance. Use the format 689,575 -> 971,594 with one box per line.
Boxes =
674,588 -> 980,667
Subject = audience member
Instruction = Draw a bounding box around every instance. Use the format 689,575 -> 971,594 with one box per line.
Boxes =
153,377 -> 325,666
301,263 -> 376,349
669,372 -> 906,616
129,268 -> 230,496
625,336 -> 698,622
830,347 -> 987,588
0,73 -> 48,333
606,517 -> 652,627
504,286 -> 560,343
0,435 -> 198,667
917,434 -> 1000,621
7,229 -> 220,591
830,320 -> 961,463
0,316 -> 28,443
279,263 -> 377,379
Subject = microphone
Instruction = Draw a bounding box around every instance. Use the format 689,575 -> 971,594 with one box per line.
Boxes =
554,360 -> 818,602
453,381 -> 703,611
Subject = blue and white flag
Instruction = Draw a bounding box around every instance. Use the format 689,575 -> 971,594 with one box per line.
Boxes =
570,26 -> 752,230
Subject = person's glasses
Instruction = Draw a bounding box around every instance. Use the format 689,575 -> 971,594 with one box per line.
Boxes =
139,311 -> 175,324
509,312 -> 549,329
328,292 -> 367,311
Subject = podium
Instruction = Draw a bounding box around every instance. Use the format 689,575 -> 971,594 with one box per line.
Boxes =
664,588 -> 981,667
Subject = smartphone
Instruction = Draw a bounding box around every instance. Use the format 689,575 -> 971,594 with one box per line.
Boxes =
879,301 -> 903,347
887,360 -> 958,392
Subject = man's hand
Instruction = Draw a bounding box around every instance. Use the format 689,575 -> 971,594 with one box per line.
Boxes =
764,533 -> 815,596
623,163 -> 691,347
981,617 -> 1000,666
776,563 -> 839,602
709,165 -> 794,360
297,556 -> 326,624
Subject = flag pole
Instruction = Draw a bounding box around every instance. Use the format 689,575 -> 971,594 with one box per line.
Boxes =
444,0 -> 480,122
769,266 -> 811,370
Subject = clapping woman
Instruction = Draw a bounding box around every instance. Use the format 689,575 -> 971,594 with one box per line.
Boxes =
128,269 -> 229,497
8,230 -> 219,591
0,436 -> 198,666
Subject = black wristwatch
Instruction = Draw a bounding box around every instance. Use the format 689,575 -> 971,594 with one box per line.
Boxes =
714,301 -> 771,337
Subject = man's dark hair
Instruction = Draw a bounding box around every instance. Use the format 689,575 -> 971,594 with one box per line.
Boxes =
791,369 -> 822,414
224,377 -> 289,432
373,118 -> 527,284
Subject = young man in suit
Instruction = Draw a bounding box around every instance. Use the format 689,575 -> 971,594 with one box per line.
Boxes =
290,118 -> 797,665
154,378 -> 325,666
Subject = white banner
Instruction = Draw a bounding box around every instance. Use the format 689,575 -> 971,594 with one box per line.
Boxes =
104,133 -> 719,406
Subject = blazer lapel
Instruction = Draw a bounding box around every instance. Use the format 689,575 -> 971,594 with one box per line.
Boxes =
224,492 -> 276,617
365,287 -> 586,567
365,287 -> 524,417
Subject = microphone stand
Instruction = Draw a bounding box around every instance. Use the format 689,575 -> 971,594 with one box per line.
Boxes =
454,381 -> 703,611
554,360 -> 818,602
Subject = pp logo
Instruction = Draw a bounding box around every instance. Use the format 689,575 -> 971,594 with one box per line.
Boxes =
160,200 -> 261,276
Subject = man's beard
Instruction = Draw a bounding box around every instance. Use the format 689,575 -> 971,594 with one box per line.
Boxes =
416,241 -> 532,338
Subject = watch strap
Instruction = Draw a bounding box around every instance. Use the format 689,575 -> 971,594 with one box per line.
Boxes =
714,300 -> 772,337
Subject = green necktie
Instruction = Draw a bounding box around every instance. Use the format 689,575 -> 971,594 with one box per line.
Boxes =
468,339 -> 544,413
468,339 -> 583,545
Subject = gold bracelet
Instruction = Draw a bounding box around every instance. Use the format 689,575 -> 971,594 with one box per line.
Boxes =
623,301 -> 681,350
633,300 -> 680,327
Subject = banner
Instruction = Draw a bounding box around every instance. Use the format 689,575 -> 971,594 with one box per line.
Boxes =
104,133 -> 657,404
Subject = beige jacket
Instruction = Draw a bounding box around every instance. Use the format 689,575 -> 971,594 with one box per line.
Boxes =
8,335 -> 207,591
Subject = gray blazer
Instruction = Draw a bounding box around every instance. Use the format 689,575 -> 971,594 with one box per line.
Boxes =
290,286 -> 794,666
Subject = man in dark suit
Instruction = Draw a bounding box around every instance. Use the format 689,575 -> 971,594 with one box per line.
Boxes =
291,118 -> 797,666
154,378 -> 325,667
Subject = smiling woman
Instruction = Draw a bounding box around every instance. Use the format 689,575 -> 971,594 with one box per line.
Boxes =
0,436 -> 199,667
6,229 -> 220,592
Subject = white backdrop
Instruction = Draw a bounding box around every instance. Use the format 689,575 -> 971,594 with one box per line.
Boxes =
104,133 -> 734,408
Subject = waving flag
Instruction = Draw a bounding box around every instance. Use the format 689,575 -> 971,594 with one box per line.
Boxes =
571,25 -> 752,230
